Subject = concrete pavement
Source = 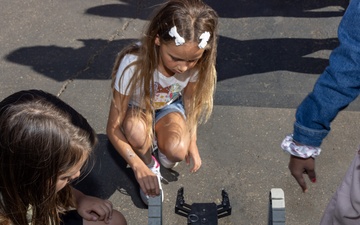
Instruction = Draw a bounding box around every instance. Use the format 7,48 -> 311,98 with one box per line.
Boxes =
1,0 -> 357,224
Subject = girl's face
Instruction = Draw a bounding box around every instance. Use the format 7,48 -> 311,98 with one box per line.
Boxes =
155,37 -> 205,77
55,158 -> 86,192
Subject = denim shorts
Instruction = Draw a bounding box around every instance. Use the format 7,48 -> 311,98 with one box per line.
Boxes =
154,97 -> 186,123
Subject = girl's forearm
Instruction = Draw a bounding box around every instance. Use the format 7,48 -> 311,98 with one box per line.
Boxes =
107,128 -> 146,169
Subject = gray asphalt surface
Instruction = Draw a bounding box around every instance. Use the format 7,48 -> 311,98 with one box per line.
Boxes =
1,0 -> 358,224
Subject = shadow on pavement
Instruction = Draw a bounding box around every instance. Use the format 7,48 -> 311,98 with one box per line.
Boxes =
206,0 -> 347,18
4,0 -> 348,83
73,134 -> 181,209
73,134 -> 145,208
85,0 -> 348,19
217,36 -> 339,81
5,39 -> 136,81
5,36 -> 339,82
85,0 -> 161,20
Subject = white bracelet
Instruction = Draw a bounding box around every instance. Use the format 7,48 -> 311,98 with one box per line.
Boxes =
281,134 -> 321,158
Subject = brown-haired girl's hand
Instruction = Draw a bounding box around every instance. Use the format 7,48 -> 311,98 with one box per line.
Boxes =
74,190 -> 113,223
186,141 -> 202,173
288,155 -> 316,193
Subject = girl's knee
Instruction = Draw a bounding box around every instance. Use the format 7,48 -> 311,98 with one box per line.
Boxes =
159,140 -> 188,162
109,210 -> 127,225
83,210 -> 127,225
122,120 -> 148,149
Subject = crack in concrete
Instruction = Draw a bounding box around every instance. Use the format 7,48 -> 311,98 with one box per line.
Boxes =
57,19 -> 133,97
57,0 -> 147,97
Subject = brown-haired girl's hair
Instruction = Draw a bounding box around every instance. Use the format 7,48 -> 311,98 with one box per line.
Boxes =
0,90 -> 97,225
111,0 -> 218,138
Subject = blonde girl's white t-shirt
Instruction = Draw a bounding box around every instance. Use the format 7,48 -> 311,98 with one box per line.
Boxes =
114,54 -> 198,110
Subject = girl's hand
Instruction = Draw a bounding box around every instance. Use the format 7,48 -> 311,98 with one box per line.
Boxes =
133,163 -> 160,197
186,142 -> 202,173
76,194 -> 113,223
288,155 -> 316,193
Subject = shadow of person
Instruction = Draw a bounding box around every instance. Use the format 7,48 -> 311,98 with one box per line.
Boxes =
5,38 -> 137,82
85,0 -> 348,20
5,35 -> 339,83
85,0 -> 162,20
205,0 -> 347,18
73,134 -> 181,208
216,36 -> 340,81
73,134 -> 146,208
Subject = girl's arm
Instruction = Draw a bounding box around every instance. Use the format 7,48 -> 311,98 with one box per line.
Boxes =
106,91 -> 145,171
71,187 -> 113,223
106,91 -> 160,196
285,0 -> 360,192
183,81 -> 202,172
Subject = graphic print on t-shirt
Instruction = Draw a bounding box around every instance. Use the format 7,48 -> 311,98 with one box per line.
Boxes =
153,82 -> 182,109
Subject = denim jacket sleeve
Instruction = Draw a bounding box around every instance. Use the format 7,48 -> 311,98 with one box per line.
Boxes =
293,0 -> 360,147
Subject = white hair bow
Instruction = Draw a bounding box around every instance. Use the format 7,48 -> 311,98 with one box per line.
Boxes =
198,31 -> 210,49
169,26 -> 185,46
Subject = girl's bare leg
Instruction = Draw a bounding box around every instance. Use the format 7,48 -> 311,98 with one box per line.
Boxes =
122,108 -> 152,164
155,112 -> 190,162
83,210 -> 127,225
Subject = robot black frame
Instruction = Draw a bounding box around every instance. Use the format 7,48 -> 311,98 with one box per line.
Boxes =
174,187 -> 232,225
